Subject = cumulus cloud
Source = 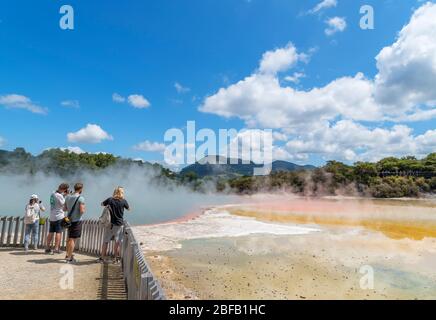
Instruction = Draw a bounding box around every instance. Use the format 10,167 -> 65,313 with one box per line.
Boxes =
308,0 -> 338,14
134,140 -> 166,153
0,136 -> 6,147
259,43 -> 308,75
374,2 -> 436,115
325,17 -> 347,36
128,94 -> 151,109
113,93 -> 150,109
67,124 -> 113,144
201,71 -> 380,128
0,94 -> 48,114
285,120 -> 436,162
199,3 -> 436,162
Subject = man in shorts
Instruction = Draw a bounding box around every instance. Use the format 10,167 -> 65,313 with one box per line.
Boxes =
46,183 -> 69,254
64,183 -> 86,263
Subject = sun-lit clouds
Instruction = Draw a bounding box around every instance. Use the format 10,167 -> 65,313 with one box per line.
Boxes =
127,94 -> 151,109
175,82 -> 190,94
133,140 -> 166,153
113,93 -> 151,109
201,70 -> 380,129
67,124 -> 113,144
374,2 -> 436,117
325,16 -> 347,36
308,0 -> 338,15
199,2 -> 436,162
0,94 -> 48,114
285,120 -> 436,162
0,136 -> 6,147
61,100 -> 80,109
259,43 -> 309,75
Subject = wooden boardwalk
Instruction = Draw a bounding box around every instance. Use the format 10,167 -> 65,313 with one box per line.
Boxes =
0,247 -> 126,300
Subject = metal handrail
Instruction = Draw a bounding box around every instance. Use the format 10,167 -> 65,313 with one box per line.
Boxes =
0,215 -> 165,300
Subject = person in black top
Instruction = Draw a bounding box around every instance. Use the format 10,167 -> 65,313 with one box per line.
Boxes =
98,187 -> 130,263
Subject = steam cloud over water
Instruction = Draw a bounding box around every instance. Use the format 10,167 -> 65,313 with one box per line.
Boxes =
0,167 -> 238,225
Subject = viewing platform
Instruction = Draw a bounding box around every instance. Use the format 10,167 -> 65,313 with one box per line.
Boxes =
0,216 -> 165,300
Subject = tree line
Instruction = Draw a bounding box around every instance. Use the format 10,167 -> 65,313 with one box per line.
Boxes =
219,154 -> 436,198
1,148 -> 435,198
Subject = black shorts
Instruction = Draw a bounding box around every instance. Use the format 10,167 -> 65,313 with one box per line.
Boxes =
49,220 -> 63,234
68,221 -> 83,239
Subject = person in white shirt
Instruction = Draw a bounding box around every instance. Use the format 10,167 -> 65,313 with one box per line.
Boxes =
24,194 -> 46,252
45,183 -> 69,255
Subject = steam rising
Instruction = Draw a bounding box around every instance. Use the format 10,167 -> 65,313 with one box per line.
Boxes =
0,167 -> 238,225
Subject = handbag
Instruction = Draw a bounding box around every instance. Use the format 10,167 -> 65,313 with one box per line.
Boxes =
61,196 -> 80,229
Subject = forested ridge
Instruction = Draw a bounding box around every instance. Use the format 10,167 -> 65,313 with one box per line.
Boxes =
1,148 -> 435,198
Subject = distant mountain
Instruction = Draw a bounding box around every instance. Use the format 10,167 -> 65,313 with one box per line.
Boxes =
271,160 -> 316,172
180,156 -> 316,178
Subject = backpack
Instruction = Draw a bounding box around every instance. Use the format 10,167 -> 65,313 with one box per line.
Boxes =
24,205 -> 38,225
99,205 -> 112,228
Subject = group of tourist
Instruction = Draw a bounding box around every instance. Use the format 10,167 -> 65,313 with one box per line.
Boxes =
23,183 -> 130,264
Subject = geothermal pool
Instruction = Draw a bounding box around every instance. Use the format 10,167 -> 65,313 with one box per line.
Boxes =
133,196 -> 436,300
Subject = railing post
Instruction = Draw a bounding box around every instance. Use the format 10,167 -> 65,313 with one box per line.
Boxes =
0,217 -> 6,246
19,218 -> 25,246
13,217 -> 20,246
96,223 -> 103,257
61,230 -> 67,250
6,217 -> 14,246
40,220 -> 46,248
90,221 -> 94,255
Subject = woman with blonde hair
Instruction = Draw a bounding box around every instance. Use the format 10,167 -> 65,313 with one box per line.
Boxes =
98,187 -> 130,263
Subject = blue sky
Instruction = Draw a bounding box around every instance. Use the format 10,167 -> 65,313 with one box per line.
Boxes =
1,0 -> 435,167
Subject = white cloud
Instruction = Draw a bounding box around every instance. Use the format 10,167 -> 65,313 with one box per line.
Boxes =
128,94 -> 151,109
0,94 -> 48,114
259,43 -> 308,75
309,0 -> 337,14
285,120 -> 436,162
374,2 -> 436,116
200,71 -> 380,129
67,124 -> 113,144
325,17 -> 347,36
0,136 -> 6,147
200,3 -> 436,162
112,93 -> 126,103
113,93 -> 151,109
134,140 -> 166,153
175,82 -> 190,94
61,100 -> 80,109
